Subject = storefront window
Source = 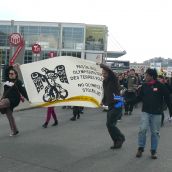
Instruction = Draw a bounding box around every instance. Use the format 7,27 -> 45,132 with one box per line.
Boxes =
62,27 -> 84,50
61,51 -> 81,58
24,50 -> 32,64
0,25 -> 17,46
20,26 -> 60,49
85,26 -> 106,51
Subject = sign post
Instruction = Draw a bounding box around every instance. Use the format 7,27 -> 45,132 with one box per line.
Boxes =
32,43 -> 41,62
48,51 -> 57,58
9,33 -> 24,66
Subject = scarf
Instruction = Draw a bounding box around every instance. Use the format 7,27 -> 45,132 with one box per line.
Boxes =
147,79 -> 156,86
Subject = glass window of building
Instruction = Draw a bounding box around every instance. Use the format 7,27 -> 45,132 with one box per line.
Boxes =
85,26 -> 106,51
24,50 -> 32,64
62,51 -> 81,58
20,26 -> 60,49
0,49 -> 10,65
0,25 -> 17,46
0,49 -> 10,81
42,51 -> 50,60
62,27 -> 84,50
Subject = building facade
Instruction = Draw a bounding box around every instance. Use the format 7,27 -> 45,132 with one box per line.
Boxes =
0,20 -> 126,81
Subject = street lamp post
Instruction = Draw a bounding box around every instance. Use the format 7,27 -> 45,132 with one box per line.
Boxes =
10,20 -> 15,59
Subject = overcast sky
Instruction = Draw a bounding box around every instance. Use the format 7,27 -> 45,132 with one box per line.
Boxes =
1,0 -> 172,63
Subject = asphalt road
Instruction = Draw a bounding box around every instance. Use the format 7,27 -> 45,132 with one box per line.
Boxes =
0,104 -> 172,172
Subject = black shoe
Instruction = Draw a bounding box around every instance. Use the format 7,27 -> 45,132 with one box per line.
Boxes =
110,142 -> 123,149
116,137 -> 125,148
77,114 -> 80,119
111,137 -> 125,149
151,153 -> 158,159
10,130 -> 19,136
136,147 -> 144,158
110,141 -> 118,149
110,145 -> 117,149
52,120 -> 58,126
136,150 -> 143,158
14,131 -> 19,135
151,150 -> 158,159
70,117 -> 76,121
124,112 -> 128,115
42,122 -> 48,128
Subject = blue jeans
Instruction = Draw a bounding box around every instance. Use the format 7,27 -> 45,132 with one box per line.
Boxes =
138,112 -> 161,151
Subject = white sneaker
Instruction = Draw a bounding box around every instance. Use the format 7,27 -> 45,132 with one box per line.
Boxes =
9,131 -> 19,137
9,133 -> 13,137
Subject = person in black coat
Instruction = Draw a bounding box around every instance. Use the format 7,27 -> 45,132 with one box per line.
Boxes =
0,67 -> 29,136
135,68 -> 172,159
100,64 -> 125,149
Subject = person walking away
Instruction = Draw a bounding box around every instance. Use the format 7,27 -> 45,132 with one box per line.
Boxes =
100,64 -> 125,149
134,68 -> 172,159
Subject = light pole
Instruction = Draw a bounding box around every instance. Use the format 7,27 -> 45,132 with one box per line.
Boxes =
10,20 -> 15,59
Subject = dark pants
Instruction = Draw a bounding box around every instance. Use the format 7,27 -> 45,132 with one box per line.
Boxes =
0,98 -> 18,133
106,108 -> 125,142
124,92 -> 136,112
45,107 -> 57,123
73,106 -> 80,118
161,112 -> 164,126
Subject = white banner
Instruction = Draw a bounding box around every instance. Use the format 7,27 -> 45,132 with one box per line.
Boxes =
20,56 -> 103,108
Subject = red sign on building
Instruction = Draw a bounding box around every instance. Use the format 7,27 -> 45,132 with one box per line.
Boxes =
48,51 -> 57,58
9,33 -> 22,46
32,43 -> 41,54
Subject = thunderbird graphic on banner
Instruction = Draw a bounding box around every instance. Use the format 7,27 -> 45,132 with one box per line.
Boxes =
20,56 -> 103,108
31,65 -> 69,102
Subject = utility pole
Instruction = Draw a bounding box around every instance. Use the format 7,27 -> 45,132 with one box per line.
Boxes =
10,20 -> 15,60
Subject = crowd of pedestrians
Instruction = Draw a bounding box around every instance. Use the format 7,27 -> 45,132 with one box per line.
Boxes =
1,63 -> 172,160
101,65 -> 172,159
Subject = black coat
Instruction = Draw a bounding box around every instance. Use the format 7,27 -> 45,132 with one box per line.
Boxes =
135,81 -> 172,115
3,79 -> 28,110
102,77 -> 119,109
